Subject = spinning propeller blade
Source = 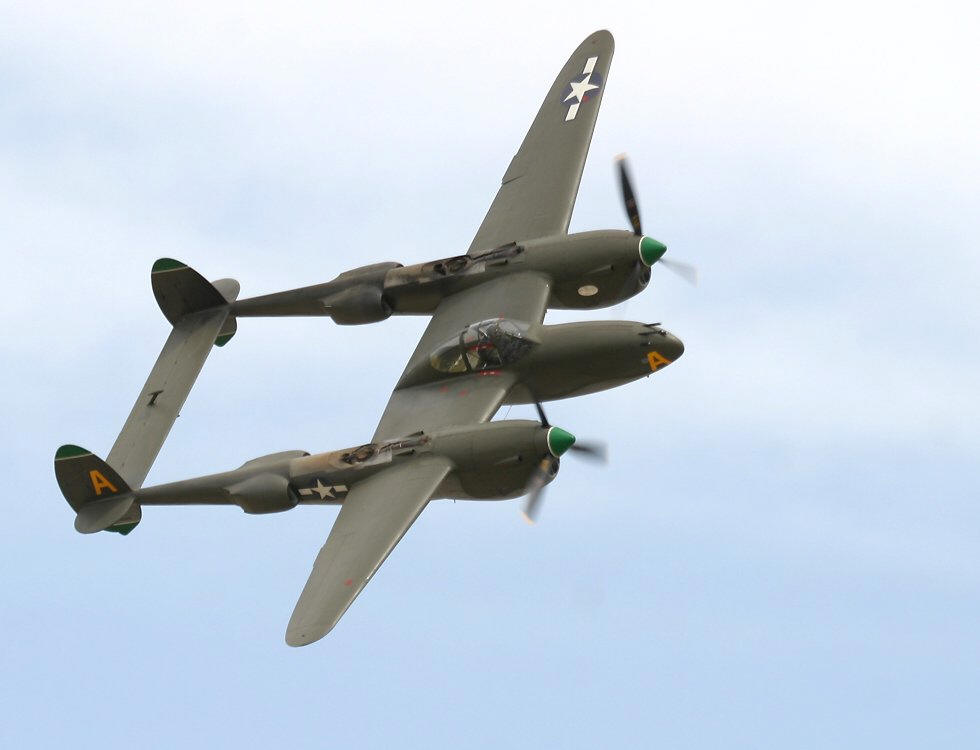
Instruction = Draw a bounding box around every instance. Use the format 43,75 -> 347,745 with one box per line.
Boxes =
521,402 -> 608,523
659,257 -> 699,286
569,440 -> 608,463
616,153 -> 643,236
521,456 -> 556,525
615,154 -> 698,286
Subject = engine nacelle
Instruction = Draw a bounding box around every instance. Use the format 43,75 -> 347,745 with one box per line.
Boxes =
427,420 -> 558,470
320,262 -> 400,324
226,473 -> 299,515
238,450 -> 310,469
321,283 -> 391,325
424,420 -> 575,501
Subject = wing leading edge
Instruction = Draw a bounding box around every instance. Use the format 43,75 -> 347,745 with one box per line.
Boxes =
467,30 -> 614,254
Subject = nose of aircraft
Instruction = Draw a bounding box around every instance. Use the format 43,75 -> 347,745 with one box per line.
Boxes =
662,331 -> 685,361
638,324 -> 684,369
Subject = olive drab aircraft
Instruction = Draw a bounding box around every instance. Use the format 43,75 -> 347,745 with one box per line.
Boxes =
54,30 -> 693,646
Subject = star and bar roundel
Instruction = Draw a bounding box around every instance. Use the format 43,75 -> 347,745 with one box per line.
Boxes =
561,56 -> 602,122
298,478 -> 349,501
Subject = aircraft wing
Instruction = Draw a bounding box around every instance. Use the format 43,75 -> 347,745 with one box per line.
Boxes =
286,455 -> 453,646
373,271 -> 551,440
286,272 -> 552,643
466,30 -> 614,255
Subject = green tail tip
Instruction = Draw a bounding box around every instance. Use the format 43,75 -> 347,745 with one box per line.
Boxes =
55,444 -> 91,460
152,258 -> 188,273
639,236 -> 667,267
105,523 -> 139,536
547,427 -> 576,457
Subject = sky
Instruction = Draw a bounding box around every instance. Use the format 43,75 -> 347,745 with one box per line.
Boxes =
2,1 -> 979,747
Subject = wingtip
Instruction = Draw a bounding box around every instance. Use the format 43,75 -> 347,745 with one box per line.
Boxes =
285,614 -> 338,647
586,29 -> 615,49
285,625 -> 331,648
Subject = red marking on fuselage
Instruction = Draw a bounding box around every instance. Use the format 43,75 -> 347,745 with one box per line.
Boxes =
457,388 -> 470,396
344,578 -> 353,587
477,370 -> 501,376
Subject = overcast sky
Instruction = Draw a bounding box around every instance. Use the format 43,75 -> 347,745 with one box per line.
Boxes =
2,1 -> 979,748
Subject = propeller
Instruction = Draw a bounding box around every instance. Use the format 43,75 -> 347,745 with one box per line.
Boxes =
659,257 -> 699,285
522,401 -> 608,524
617,153 -> 644,236
521,456 -> 556,525
534,400 -> 607,462
615,153 -> 698,286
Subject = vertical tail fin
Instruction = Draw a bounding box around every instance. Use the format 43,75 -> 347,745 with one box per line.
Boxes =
54,445 -> 139,534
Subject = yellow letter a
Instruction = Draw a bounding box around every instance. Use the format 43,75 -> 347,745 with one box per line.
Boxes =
647,351 -> 672,372
89,470 -> 118,496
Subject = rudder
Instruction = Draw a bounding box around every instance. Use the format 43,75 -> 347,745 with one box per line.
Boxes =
153,258 -> 227,320
54,445 -> 140,534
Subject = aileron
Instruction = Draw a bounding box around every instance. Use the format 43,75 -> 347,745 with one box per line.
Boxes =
467,30 -> 614,254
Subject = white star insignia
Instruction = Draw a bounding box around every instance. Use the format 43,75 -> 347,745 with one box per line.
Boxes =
564,56 -> 600,122
564,75 -> 599,105
308,479 -> 334,500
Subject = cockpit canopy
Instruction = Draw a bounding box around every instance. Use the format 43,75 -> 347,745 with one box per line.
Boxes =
430,318 -> 536,374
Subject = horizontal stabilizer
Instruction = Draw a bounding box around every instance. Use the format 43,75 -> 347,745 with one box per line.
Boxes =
75,494 -> 138,534
104,261 -> 241,490
54,445 -> 139,534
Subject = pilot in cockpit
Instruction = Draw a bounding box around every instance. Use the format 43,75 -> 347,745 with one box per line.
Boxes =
429,319 -> 535,374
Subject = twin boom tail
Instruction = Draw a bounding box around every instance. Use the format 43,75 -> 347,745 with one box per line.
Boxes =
54,259 -> 239,534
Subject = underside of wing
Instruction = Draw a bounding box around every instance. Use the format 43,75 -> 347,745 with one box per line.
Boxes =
294,274 -> 554,643
467,30 -> 614,255
373,371 -> 517,443
286,456 -> 453,646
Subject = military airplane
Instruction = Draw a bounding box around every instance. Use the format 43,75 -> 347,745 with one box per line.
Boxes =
54,30 -> 689,646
